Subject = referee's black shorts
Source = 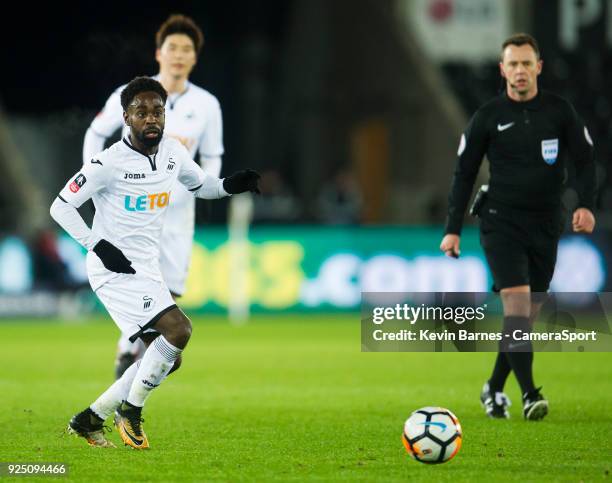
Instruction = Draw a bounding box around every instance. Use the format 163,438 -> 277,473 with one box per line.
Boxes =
479,199 -> 563,294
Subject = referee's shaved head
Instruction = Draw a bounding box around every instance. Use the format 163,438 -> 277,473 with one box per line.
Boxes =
121,77 -> 168,112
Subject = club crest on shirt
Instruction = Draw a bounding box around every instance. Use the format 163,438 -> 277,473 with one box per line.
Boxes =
541,139 -> 559,165
69,173 -> 87,193
166,157 -> 176,173
143,295 -> 154,312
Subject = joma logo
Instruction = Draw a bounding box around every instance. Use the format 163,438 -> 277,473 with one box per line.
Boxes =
124,173 -> 146,180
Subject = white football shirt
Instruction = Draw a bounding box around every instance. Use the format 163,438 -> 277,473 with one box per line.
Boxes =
83,77 -> 224,234
62,136 -> 222,290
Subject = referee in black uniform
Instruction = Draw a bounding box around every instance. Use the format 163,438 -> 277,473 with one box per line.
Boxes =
440,33 -> 597,421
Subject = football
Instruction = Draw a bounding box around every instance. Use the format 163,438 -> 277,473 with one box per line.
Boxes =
402,406 -> 462,464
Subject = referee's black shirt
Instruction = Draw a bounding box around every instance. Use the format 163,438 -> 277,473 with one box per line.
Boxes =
445,90 -> 596,235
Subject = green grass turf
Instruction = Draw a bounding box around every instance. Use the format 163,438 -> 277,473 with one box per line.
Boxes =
0,314 -> 610,482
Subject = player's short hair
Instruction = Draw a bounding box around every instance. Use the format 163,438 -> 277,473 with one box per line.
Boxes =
156,14 -> 204,54
501,33 -> 540,60
120,77 -> 168,111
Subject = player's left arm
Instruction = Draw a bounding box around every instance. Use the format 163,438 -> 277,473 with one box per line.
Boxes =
564,102 -> 597,233
177,146 -> 260,199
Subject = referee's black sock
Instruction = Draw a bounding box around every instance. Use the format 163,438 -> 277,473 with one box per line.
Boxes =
507,350 -> 535,395
488,352 -> 511,392
501,315 -> 536,395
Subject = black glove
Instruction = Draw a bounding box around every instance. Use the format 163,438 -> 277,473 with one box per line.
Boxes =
223,169 -> 261,195
93,239 -> 136,274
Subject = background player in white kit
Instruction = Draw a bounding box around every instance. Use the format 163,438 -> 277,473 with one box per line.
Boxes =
51,77 -> 260,449
82,14 -> 221,378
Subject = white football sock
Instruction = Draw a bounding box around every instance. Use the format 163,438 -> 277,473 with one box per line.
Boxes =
90,360 -> 140,420
126,335 -> 182,407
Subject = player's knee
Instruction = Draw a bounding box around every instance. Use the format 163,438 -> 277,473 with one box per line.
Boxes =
154,308 -> 192,348
500,286 -> 531,317
171,316 -> 192,348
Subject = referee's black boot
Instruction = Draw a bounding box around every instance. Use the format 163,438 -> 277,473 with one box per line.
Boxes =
480,382 -> 511,419
523,387 -> 548,421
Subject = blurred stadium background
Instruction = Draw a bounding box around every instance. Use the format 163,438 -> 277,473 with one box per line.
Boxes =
0,0 -> 610,318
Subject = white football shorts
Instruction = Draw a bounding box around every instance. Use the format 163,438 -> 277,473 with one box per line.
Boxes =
95,273 -> 177,342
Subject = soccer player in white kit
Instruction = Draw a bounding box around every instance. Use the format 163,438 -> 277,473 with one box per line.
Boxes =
51,77 -> 260,449
82,15 -> 221,378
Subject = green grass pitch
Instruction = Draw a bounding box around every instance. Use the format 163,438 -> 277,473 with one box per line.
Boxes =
0,314 -> 610,482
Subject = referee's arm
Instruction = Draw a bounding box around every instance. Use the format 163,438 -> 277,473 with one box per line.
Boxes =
441,111 -> 488,257
565,103 -> 597,233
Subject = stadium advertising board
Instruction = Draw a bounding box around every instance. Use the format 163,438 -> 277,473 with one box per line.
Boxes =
0,227 -> 608,315
398,0 -> 511,62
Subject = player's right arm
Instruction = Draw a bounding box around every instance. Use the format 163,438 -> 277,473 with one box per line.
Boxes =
441,110 -> 489,257
49,159 -> 135,274
82,87 -> 124,163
